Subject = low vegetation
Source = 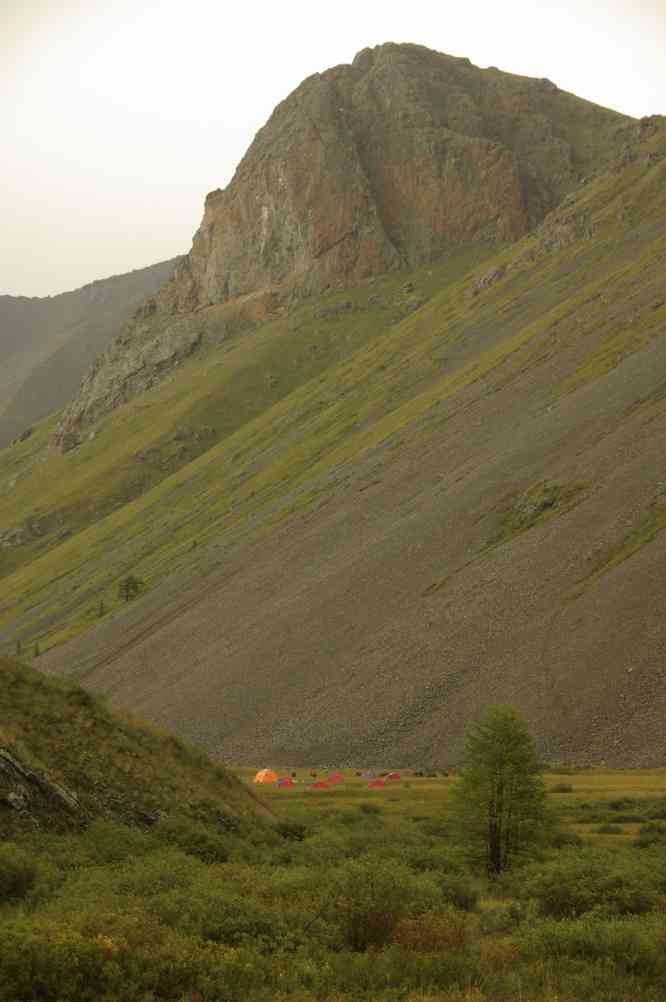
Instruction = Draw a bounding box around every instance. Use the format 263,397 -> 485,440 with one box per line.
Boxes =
1,664 -> 665,1000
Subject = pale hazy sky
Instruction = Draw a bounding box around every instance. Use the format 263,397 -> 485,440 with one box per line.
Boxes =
2,0 -> 665,297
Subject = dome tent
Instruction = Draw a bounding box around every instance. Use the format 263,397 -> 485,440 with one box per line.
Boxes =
253,769 -> 278,784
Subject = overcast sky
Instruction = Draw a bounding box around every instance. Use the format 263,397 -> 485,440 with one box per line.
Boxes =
2,0 -> 665,297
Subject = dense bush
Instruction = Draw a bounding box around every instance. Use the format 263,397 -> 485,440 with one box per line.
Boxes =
0,843 -> 38,900
635,821 -> 666,848
329,859 -> 439,950
154,815 -> 233,862
510,848 -> 663,917
523,915 -> 666,976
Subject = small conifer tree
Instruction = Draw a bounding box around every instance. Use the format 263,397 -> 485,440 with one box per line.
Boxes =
118,575 -> 143,603
449,705 -> 548,875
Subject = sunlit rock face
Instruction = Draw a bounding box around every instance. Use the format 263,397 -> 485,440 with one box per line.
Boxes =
162,41 -> 627,311
54,42 -> 631,446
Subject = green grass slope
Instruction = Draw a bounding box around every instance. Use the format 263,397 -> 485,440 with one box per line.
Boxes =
0,657 -> 273,839
1,120 -> 665,767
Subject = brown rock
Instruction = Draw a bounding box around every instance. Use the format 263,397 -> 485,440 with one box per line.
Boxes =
55,43 -> 631,438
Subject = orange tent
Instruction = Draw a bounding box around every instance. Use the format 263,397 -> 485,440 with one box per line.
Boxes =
253,769 -> 278,784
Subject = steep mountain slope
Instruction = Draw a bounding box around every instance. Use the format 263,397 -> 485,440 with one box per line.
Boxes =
0,657 -> 272,838
53,43 -> 631,448
0,258 -> 180,447
1,114 -> 664,767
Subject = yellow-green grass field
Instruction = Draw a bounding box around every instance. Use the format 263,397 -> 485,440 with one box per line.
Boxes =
235,765 -> 666,846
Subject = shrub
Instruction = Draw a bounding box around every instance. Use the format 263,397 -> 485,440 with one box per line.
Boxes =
596,823 -> 624,834
155,816 -> 231,863
0,844 -> 38,900
523,915 -> 666,976
358,801 -> 382,815
199,898 -> 287,948
275,821 -> 309,841
438,872 -> 480,912
551,783 -> 573,793
478,899 -> 530,934
511,848 -> 661,917
548,827 -> 584,848
608,798 -> 635,811
329,859 -> 438,951
647,798 -> 666,820
635,821 -> 666,848
80,820 -> 157,865
393,909 -> 471,951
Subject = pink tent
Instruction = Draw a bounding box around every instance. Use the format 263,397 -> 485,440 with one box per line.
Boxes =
309,780 -> 329,790
277,777 -> 295,788
387,772 -> 401,781
368,778 -> 386,789
328,771 -> 344,784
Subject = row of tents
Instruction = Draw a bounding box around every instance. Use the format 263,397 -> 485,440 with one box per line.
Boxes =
253,769 -> 401,789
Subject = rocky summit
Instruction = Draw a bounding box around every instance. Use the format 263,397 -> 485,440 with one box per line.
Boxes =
53,43 -> 631,448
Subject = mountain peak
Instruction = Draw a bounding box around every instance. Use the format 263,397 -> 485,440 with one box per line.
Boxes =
53,43 -> 632,448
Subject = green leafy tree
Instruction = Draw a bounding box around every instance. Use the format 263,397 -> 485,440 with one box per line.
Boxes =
118,575 -> 143,603
449,706 -> 548,876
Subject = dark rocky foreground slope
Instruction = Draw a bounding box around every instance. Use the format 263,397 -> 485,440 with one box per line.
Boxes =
0,258 -> 180,447
52,43 -> 631,449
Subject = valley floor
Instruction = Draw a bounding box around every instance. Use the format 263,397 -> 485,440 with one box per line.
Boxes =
2,765 -> 666,1002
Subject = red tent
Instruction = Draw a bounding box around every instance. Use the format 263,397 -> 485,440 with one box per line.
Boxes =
328,771 -> 344,784
277,776 -> 295,788
309,780 -> 329,790
387,772 -> 401,781
368,778 -> 386,788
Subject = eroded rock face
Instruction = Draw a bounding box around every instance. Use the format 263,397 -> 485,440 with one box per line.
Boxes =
54,43 -> 631,444
53,324 -> 201,450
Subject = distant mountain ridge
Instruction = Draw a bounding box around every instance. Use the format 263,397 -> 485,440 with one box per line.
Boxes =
0,258 -> 181,447
53,42 -> 632,449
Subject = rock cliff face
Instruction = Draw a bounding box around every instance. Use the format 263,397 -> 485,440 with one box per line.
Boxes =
54,42 -> 631,447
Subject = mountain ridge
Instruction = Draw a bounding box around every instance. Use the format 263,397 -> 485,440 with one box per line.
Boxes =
53,42 -> 632,449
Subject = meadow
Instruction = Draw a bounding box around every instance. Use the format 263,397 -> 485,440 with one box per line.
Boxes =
2,762 -> 665,1002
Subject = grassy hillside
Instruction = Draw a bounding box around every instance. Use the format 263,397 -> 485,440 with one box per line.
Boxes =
0,657 -> 273,839
0,121 -> 665,766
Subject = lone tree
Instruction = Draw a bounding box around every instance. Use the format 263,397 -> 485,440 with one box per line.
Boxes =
449,706 -> 548,876
118,575 -> 143,603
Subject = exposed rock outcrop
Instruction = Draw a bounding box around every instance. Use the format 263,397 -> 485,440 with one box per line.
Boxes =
0,746 -> 85,830
54,323 -> 201,451
54,42 -> 632,446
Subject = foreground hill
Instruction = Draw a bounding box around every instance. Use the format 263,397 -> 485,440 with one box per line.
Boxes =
0,257 -> 180,447
0,657 -> 272,839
